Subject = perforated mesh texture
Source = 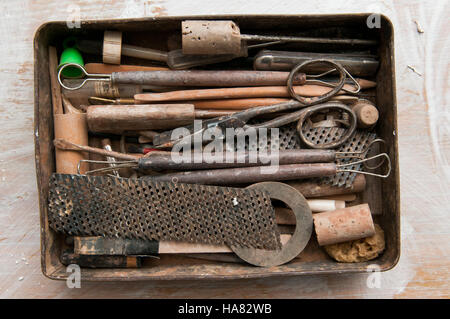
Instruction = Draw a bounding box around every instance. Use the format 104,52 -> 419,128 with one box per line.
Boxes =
48,174 -> 281,250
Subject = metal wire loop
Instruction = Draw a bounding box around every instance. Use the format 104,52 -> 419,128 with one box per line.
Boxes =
57,63 -> 111,90
337,153 -> 392,178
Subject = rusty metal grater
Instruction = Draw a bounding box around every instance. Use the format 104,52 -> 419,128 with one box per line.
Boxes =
314,129 -> 377,187
242,121 -> 376,187
47,174 -> 281,250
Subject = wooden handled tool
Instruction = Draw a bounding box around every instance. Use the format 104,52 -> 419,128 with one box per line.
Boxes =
134,81 -> 375,103
80,149 -> 339,175
111,70 -> 306,87
79,32 -> 246,69
74,235 -> 291,256
145,152 -> 390,185
58,63 -> 307,91
60,251 -> 141,268
182,20 -> 377,56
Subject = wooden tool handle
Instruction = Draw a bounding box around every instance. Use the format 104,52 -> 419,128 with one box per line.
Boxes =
74,235 -> 291,255
287,174 -> 366,198
86,104 -> 195,133
112,70 -> 306,87
134,83 -> 362,102
188,98 -> 290,110
149,163 -> 337,185
61,251 -> 140,268
85,63 -> 168,74
139,150 -> 335,170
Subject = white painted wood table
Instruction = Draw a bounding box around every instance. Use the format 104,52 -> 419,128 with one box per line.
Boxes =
0,0 -> 448,298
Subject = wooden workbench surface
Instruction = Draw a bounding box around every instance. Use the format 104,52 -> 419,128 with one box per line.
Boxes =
0,0 -> 448,299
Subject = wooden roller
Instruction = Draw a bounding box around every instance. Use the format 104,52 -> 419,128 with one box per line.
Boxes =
134,81 -> 375,103
86,104 -> 195,133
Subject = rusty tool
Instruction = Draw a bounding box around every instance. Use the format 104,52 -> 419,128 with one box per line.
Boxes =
54,138 -> 142,161
287,174 -> 366,198
59,63 -> 306,90
73,235 -> 292,256
48,173 -> 282,250
58,59 -> 358,105
60,250 -> 141,268
72,182 -> 311,267
153,101 -> 358,149
253,50 -> 379,76
182,20 -> 377,56
77,31 -> 279,70
78,139 -> 385,175
230,182 -> 313,267
143,152 -> 390,185
78,149 -> 338,175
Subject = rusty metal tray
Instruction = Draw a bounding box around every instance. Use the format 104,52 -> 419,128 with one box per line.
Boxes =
34,14 -> 400,281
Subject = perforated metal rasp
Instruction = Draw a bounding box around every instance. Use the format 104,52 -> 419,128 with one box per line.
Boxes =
241,121 -> 301,151
47,174 -> 282,250
316,129 -> 377,188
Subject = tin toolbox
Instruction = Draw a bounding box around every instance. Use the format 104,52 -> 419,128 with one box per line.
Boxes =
34,14 -> 399,280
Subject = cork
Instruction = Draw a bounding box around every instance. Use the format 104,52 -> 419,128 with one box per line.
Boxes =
54,113 -> 89,174
313,203 -> 375,246
351,100 -> 379,128
182,20 -> 242,55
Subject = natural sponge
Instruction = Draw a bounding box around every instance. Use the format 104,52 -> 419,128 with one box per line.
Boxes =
324,224 -> 385,262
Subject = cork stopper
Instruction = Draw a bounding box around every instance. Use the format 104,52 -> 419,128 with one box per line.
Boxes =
313,203 -> 376,246
351,100 -> 379,128
182,20 -> 242,55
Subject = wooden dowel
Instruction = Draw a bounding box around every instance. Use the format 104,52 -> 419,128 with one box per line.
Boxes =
54,138 -> 142,160
84,63 -> 168,74
87,104 -> 195,133
48,46 -> 63,114
134,82 -> 374,102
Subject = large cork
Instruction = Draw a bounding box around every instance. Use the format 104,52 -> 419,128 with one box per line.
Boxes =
313,203 -> 375,246
182,20 -> 242,55
351,99 -> 379,128
54,113 -> 89,174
